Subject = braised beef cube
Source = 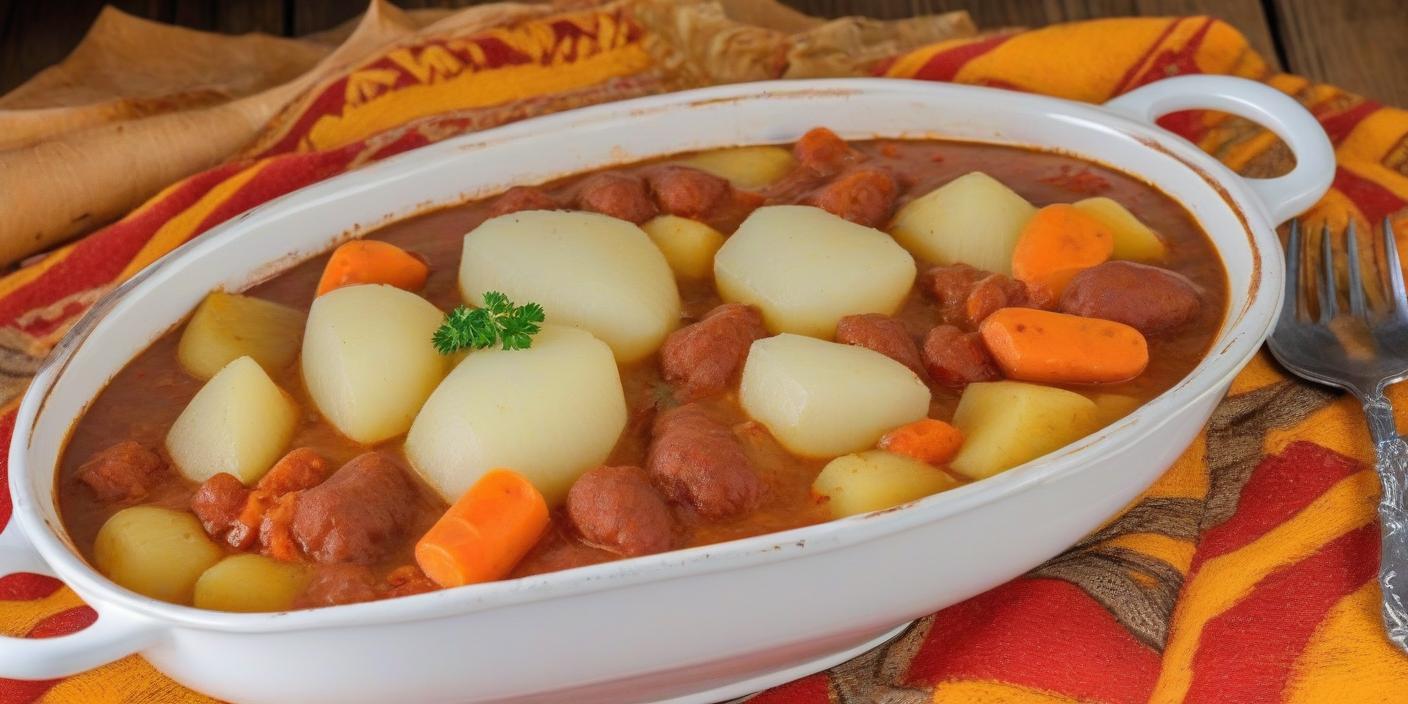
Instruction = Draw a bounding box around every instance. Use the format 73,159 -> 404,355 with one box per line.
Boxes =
78,441 -> 167,504
1060,261 -> 1201,334
294,564 -> 379,608
575,172 -> 657,224
647,166 -> 729,219
487,186 -> 559,217
257,447 -> 330,496
793,127 -> 857,176
291,452 -> 417,564
659,304 -> 767,401
190,472 -> 248,537
922,325 -> 1000,387
647,404 -> 761,518
567,466 -> 673,557
835,314 -> 925,379
806,167 -> 898,228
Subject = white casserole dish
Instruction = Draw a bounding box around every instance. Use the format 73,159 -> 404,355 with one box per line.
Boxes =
0,76 -> 1332,704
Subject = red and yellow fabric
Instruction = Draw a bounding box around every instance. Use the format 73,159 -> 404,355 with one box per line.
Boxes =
3,10 -> 1408,704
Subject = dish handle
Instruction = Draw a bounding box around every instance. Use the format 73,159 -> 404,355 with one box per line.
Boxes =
0,519 -> 163,679
1102,75 -> 1335,224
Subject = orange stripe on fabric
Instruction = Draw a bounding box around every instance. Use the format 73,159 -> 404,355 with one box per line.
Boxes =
0,587 -> 85,638
880,38 -> 956,78
36,657 -> 219,704
930,679 -> 1083,703
116,162 -> 270,282
1336,108 -> 1408,166
1143,431 -> 1209,501
1101,532 -> 1197,574
1284,582 -> 1408,703
1148,470 -> 1377,704
0,244 -> 77,301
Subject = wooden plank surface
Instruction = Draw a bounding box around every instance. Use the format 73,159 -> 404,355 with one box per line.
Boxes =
1270,0 -> 1408,106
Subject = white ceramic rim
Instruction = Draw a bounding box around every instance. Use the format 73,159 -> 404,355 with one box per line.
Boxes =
3,76 -> 1329,637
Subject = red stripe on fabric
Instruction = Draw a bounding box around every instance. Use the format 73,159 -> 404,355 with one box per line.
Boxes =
26,606 -> 97,639
1185,524 -> 1378,704
1332,166 -> 1408,224
1113,18 -> 1186,95
0,163 -> 246,329
751,672 -> 830,704
0,677 -> 59,704
0,410 -> 21,532
191,146 -> 361,237
906,578 -> 1158,704
257,79 -> 350,156
369,129 -> 432,162
1195,441 -> 1361,567
1318,100 -> 1382,145
0,574 -> 62,601
911,34 -> 1013,83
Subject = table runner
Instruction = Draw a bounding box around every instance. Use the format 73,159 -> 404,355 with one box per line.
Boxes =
1,3 -> 1406,702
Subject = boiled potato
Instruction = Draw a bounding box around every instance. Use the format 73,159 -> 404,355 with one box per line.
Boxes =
178,292 -> 306,380
739,334 -> 929,458
642,215 -> 726,280
166,356 -> 299,485
459,210 -> 681,363
194,555 -> 310,613
679,145 -> 795,189
891,172 -> 1037,273
814,450 -> 960,518
94,506 -> 223,604
405,325 -> 627,506
715,206 -> 916,338
950,381 -> 1099,480
1074,197 -> 1167,262
1090,392 -> 1141,424
302,284 -> 447,444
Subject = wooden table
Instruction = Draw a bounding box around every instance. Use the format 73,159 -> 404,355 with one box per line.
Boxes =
2,1 -> 1406,104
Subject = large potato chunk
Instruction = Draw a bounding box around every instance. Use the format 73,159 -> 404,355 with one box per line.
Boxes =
813,450 -> 960,518
302,284 -> 447,444
891,172 -> 1037,273
166,356 -> 299,485
679,145 -> 796,189
739,334 -> 929,458
178,292 -> 306,380
950,381 -> 1099,480
642,214 -> 725,280
1074,197 -> 1168,262
405,325 -> 627,506
94,506 -> 223,604
459,210 -> 680,363
715,206 -> 916,338
194,555 -> 310,613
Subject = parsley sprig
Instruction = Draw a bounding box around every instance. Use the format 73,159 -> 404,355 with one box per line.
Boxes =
433,291 -> 545,354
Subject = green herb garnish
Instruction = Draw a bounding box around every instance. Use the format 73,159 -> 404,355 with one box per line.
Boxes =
433,291 -> 545,354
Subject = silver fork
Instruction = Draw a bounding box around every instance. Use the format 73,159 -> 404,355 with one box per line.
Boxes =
1267,216 -> 1408,653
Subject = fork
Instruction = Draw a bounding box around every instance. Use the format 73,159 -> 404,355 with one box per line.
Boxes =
1267,216 -> 1408,653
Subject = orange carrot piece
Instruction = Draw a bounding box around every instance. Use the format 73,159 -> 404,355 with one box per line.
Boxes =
878,419 -> 964,466
315,240 -> 429,296
979,307 -> 1148,384
415,469 -> 549,589
1010,204 -> 1113,297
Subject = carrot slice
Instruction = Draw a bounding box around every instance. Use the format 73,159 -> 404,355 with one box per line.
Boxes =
315,240 -> 429,296
415,469 -> 549,589
878,419 -> 964,466
979,307 -> 1148,384
1010,204 -> 1113,297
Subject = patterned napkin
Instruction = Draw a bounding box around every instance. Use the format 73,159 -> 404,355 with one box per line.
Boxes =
1,3 -> 1406,702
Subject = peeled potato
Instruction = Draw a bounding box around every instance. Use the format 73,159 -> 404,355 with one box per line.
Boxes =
891,172 -> 1037,273
178,292 -> 306,380
166,356 -> 299,485
94,506 -> 223,604
679,145 -> 795,189
1074,197 -> 1168,262
405,325 -> 627,506
950,381 -> 1099,480
739,334 -> 929,458
459,210 -> 681,363
642,214 -> 726,280
715,206 -> 916,338
194,555 -> 310,613
302,284 -> 447,444
813,450 -> 960,518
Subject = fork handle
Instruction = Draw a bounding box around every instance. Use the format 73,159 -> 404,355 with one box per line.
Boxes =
1365,395 -> 1408,652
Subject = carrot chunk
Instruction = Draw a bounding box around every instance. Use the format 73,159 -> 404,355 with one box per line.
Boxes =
315,240 -> 429,296
978,307 -> 1148,384
878,419 -> 964,466
1010,204 -> 1113,297
415,469 -> 549,589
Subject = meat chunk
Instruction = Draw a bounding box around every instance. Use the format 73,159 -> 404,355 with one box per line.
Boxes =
567,466 -> 673,557
920,263 -> 984,308
647,404 -> 761,518
965,274 -> 1042,326
257,447 -> 329,496
190,473 -> 248,538
647,166 -> 728,218
835,314 -> 925,379
794,126 -> 857,176
487,186 -> 558,217
922,325 -> 1000,387
291,452 -> 418,564
1060,261 -> 1201,334
77,441 -> 167,503
707,188 -> 766,233
382,565 -> 439,599
659,304 -> 767,401
920,264 -> 1047,328
806,167 -> 898,228
294,564 -> 379,608
260,492 -> 301,561
575,172 -> 657,224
